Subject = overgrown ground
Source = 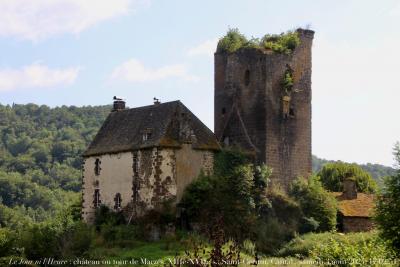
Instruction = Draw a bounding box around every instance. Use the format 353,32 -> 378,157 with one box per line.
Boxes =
82,231 -> 396,267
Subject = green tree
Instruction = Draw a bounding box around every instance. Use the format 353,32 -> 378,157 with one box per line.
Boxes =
317,162 -> 377,193
375,142 -> 400,257
180,149 -> 271,241
290,176 -> 337,232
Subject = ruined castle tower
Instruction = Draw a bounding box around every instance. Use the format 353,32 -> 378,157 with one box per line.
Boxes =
214,29 -> 314,188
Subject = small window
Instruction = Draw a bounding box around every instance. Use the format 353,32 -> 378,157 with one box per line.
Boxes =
142,131 -> 152,141
94,158 -> 101,176
133,153 -> 139,174
223,136 -> 230,146
289,108 -> 295,118
114,193 -> 122,210
94,189 -> 101,208
244,69 -> 250,86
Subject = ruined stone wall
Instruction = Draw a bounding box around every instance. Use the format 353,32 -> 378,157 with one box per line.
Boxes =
214,29 -> 314,189
82,146 -> 214,222
343,217 -> 374,233
82,152 -> 134,223
133,148 -> 177,217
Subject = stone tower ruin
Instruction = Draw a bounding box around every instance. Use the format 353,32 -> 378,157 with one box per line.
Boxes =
214,28 -> 314,188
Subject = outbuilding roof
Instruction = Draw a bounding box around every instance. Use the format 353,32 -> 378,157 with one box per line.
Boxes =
83,100 -> 220,157
331,192 -> 375,218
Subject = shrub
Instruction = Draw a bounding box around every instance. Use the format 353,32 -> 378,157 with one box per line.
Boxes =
299,217 -> 319,234
62,222 -> 94,257
309,234 -> 396,266
317,162 -> 377,193
94,205 -> 125,228
180,149 -> 270,241
290,176 -> 337,232
278,231 -> 388,259
216,29 -> 301,54
375,142 -> 400,257
261,31 -> 300,54
241,239 -> 256,256
254,217 -> 293,255
216,28 -> 249,53
253,189 -> 302,255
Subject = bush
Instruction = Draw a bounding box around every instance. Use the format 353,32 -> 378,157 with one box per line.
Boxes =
216,29 -> 301,54
59,222 -> 94,257
94,205 -> 125,228
253,189 -> 302,255
310,234 -> 396,266
317,162 -> 377,193
278,231 -> 389,259
180,149 -> 270,241
254,217 -> 293,255
261,31 -> 300,54
216,28 -> 249,53
290,176 -> 337,232
241,239 -> 256,256
375,142 -> 400,257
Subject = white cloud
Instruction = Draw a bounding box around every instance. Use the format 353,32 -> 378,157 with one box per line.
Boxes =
0,63 -> 80,91
187,38 -> 218,57
0,0 -> 140,41
110,58 -> 199,83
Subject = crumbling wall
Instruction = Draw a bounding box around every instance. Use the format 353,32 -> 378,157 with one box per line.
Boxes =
134,148 -> 177,217
83,146 -> 215,222
214,29 -> 314,189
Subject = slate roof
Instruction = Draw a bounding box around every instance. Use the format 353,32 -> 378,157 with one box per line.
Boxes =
331,192 -> 375,218
83,101 -> 220,157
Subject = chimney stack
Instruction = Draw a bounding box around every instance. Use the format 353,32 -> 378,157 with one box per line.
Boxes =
342,177 -> 357,200
153,97 -> 161,105
112,96 -> 125,111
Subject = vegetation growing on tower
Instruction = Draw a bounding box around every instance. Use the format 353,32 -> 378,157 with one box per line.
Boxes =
216,28 -> 301,54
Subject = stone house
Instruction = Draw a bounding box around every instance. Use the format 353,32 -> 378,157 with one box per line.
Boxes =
333,178 -> 375,232
81,99 -> 220,223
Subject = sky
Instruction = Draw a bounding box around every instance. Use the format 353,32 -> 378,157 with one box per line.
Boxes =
0,0 -> 399,166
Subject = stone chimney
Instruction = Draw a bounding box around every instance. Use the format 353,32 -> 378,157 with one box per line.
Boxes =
112,96 -> 125,111
153,97 -> 161,105
342,177 -> 357,200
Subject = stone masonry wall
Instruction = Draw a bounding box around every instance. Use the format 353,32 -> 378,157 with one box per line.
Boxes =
214,29 -> 314,189
343,217 -> 374,233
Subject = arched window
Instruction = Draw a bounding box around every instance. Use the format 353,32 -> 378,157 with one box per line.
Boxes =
94,189 -> 101,208
114,193 -> 122,210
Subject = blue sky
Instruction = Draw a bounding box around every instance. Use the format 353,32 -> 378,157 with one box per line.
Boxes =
0,0 -> 399,166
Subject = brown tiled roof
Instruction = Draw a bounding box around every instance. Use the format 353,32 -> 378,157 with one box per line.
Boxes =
83,101 -> 220,156
331,192 -> 375,218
